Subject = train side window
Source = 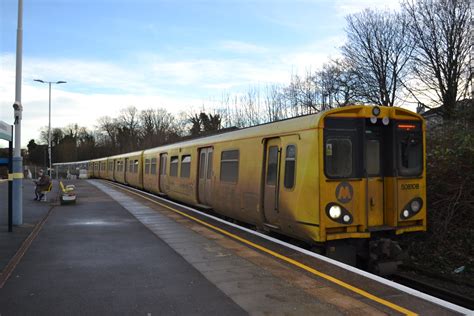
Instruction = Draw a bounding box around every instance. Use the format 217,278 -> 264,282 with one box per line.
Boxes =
160,156 -> 167,175
170,156 -> 179,177
133,160 -> 139,173
151,158 -> 157,175
284,145 -> 296,189
325,138 -> 352,178
129,160 -> 134,173
266,146 -> 278,185
145,159 -> 150,174
220,150 -> 239,183
207,152 -> 213,179
199,152 -> 205,179
181,155 -> 191,178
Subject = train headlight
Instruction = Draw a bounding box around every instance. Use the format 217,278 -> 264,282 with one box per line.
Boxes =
410,200 -> 421,212
329,205 -> 342,219
326,203 -> 353,224
372,106 -> 381,116
400,198 -> 423,220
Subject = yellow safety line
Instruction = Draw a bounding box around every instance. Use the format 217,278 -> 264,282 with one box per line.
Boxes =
8,173 -> 23,180
110,182 -> 417,316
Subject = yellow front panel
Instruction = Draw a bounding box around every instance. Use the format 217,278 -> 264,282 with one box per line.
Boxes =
396,177 -> 426,228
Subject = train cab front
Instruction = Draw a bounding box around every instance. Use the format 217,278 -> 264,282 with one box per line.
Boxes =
318,105 -> 427,271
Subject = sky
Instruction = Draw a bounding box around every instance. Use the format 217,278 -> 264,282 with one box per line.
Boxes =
0,0 -> 400,147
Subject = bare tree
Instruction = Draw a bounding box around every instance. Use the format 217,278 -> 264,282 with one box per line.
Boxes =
240,87 -> 262,126
284,73 -> 316,116
403,0 -> 472,119
139,108 -> 180,147
342,9 -> 413,106
319,59 -> 361,107
97,116 -> 119,150
264,84 -> 287,122
117,106 -> 140,151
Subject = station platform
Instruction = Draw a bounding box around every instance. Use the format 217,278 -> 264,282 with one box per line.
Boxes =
0,180 -> 470,315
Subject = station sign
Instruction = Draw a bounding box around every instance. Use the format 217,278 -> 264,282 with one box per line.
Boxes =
0,121 -> 12,142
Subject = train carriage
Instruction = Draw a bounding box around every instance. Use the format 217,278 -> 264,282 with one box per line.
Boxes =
105,158 -> 115,181
98,158 -> 108,179
89,158 -> 102,178
65,105 -> 426,270
106,151 -> 142,187
122,151 -> 144,189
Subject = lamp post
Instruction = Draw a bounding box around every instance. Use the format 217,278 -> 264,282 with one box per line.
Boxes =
12,0 -> 23,226
34,79 -> 67,177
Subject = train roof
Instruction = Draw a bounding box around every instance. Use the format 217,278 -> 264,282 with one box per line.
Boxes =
53,160 -> 90,166
143,105 -> 422,155
53,105 -> 423,164
90,157 -> 107,163
106,150 -> 144,160
143,112 -> 324,155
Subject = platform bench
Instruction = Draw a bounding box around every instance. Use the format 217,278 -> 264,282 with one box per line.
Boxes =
60,181 -> 77,205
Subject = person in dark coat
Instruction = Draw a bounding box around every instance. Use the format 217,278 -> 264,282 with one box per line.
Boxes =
34,169 -> 51,201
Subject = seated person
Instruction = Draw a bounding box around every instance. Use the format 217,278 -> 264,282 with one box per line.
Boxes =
34,169 -> 51,201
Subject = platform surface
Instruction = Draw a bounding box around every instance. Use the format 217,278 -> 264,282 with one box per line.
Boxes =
0,180 -> 467,315
0,181 -> 244,315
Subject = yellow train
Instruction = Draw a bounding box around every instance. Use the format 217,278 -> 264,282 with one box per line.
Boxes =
62,105 -> 427,271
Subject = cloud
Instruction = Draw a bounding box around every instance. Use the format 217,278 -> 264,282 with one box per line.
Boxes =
0,40 -> 337,147
218,41 -> 268,54
0,54 -> 203,146
150,58 -> 290,88
334,0 -> 401,16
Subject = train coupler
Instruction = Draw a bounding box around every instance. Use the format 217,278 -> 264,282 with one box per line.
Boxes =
369,238 -> 407,275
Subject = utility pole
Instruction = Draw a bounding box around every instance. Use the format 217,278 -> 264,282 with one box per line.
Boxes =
12,0 -> 23,226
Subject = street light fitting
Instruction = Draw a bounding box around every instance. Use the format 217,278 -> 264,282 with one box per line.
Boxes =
34,79 -> 67,85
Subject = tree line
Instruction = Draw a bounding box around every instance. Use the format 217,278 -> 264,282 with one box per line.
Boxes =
25,0 -> 472,166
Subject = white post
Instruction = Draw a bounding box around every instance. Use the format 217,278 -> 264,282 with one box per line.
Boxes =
12,0 -> 23,226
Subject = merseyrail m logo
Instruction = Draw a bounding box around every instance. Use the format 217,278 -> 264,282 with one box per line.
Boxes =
336,182 -> 353,204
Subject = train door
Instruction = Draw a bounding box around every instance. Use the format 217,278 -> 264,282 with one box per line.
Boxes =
198,147 -> 213,205
113,159 -> 116,181
365,127 -> 384,227
263,138 -> 281,227
159,153 -> 167,193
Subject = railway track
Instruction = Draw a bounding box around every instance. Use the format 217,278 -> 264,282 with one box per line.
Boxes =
391,273 -> 474,310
